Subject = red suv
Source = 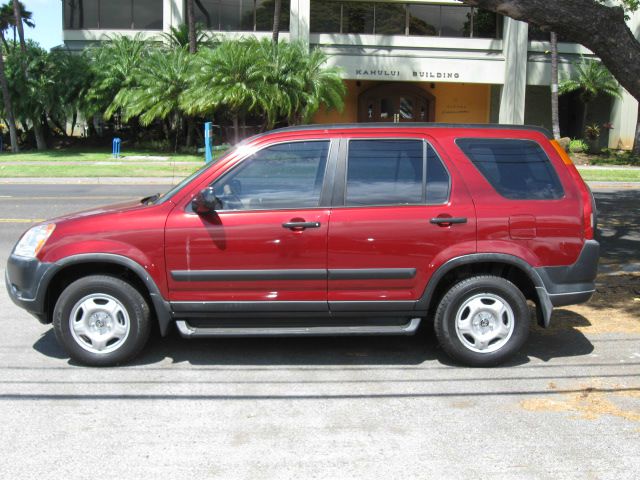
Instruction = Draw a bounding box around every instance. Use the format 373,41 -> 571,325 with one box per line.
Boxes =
6,124 -> 599,367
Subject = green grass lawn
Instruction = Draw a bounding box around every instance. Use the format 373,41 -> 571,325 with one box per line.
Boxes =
0,163 -> 201,177
576,167 -> 640,182
0,149 -> 202,163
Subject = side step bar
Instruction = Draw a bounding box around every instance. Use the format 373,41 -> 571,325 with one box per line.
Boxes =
175,318 -> 422,338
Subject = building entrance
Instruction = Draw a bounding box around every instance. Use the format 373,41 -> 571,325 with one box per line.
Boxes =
358,83 -> 435,123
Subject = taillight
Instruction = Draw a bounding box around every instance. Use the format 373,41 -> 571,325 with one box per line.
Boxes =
550,141 -> 595,239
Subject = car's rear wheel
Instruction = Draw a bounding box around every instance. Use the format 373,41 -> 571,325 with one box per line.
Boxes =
434,276 -> 529,367
53,275 -> 151,366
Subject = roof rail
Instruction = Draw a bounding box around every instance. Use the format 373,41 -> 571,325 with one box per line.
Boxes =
268,122 -> 553,139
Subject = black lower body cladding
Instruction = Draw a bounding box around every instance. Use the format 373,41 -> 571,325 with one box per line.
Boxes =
535,240 -> 600,307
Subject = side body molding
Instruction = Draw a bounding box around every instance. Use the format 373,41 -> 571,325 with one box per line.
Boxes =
416,253 -> 553,327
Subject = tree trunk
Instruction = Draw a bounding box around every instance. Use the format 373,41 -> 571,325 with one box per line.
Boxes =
185,117 -> 194,147
272,0 -> 282,46
71,111 -> 78,136
582,102 -> 589,135
50,117 -> 69,138
187,0 -> 197,54
232,113 -> 239,144
460,1 -> 640,102
15,1 -> 47,150
13,1 -> 27,54
0,34 -> 19,152
32,121 -> 46,150
550,31 -> 561,140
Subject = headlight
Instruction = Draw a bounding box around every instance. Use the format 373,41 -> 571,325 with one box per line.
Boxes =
14,224 -> 56,258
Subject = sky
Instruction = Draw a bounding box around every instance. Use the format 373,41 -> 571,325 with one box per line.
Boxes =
22,0 -> 63,51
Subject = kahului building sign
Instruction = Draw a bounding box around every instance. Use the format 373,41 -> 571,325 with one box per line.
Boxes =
355,69 -> 461,80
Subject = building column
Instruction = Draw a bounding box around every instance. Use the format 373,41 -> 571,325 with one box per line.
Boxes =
608,89 -> 638,149
499,18 -> 528,124
290,0 -> 310,46
608,10 -> 640,149
164,0 -> 184,32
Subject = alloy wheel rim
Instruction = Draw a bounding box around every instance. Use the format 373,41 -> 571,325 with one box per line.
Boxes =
69,293 -> 131,354
454,292 -> 515,354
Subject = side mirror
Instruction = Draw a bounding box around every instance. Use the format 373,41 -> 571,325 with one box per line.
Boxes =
191,186 -> 223,214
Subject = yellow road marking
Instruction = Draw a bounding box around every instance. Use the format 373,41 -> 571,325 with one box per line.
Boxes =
0,218 -> 46,223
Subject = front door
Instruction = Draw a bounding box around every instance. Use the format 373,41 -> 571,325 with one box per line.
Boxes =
358,83 -> 436,123
327,137 -> 476,311
165,140 -> 333,311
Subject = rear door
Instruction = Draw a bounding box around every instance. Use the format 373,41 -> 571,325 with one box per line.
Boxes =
327,135 -> 476,312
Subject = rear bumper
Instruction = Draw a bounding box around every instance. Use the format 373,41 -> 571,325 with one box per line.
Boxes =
535,240 -> 599,308
5,255 -> 54,324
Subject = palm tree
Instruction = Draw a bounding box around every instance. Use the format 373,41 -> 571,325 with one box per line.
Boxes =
84,34 -> 148,120
161,23 -> 213,50
560,57 -> 622,132
0,1 -> 31,51
255,39 -> 345,128
186,0 -> 196,54
294,46 -> 345,124
11,0 -> 45,149
0,38 -> 18,151
107,49 -> 194,149
272,0 -> 282,45
182,39 -> 270,144
11,1 -> 30,50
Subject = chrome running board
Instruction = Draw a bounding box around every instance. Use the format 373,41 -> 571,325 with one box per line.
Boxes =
174,318 -> 421,338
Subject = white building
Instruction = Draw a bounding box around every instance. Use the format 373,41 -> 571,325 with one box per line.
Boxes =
62,0 -> 640,149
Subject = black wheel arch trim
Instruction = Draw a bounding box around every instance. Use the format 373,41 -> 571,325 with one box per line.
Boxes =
35,254 -> 172,337
416,252 -> 554,327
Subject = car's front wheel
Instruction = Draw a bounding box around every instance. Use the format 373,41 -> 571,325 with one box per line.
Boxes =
53,275 -> 151,366
434,276 -> 530,367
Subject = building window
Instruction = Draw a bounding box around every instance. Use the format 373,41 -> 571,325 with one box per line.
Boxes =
64,0 -> 163,30
194,0 -> 290,32
311,1 -> 501,39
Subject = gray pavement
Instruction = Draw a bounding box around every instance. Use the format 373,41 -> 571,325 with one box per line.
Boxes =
0,184 -> 638,479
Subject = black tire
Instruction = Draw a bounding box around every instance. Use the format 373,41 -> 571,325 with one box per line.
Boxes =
434,275 -> 529,367
53,275 -> 151,366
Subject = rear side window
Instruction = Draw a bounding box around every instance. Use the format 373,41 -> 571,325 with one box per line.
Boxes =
345,139 -> 451,206
456,138 -> 564,200
346,139 -> 424,206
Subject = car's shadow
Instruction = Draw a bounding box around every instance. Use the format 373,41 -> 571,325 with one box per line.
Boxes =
33,310 -> 594,368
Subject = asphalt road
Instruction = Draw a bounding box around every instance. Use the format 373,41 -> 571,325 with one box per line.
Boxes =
0,184 -> 638,479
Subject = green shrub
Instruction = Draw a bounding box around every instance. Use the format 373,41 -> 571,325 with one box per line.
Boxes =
568,139 -> 589,153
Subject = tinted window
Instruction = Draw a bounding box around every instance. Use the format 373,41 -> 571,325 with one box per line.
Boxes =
193,0 -> 290,31
212,141 -> 329,210
457,138 -> 564,200
346,140 -> 424,206
100,0 -> 132,29
343,2 -> 374,34
310,1 -> 342,33
440,5 -> 469,37
65,0 -> 99,29
426,144 -> 450,204
133,0 -> 163,29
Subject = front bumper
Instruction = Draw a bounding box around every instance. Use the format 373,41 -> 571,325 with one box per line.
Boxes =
5,254 -> 55,324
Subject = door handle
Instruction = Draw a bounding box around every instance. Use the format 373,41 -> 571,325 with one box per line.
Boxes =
430,217 -> 467,225
282,221 -> 321,230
